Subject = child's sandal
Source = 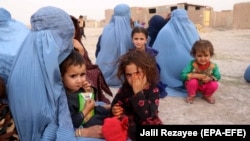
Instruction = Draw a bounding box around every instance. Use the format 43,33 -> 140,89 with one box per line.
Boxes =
186,96 -> 195,104
203,96 -> 215,104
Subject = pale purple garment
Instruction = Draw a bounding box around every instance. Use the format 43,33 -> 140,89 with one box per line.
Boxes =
96,3 -> 133,86
7,6 -> 104,141
152,9 -> 200,97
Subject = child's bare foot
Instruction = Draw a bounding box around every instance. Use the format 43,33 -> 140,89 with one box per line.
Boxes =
186,96 -> 195,104
203,96 -> 215,104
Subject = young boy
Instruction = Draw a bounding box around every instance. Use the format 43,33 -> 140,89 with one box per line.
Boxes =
60,50 -> 110,129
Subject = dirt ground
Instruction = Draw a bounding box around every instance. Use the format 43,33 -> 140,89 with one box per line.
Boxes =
82,27 -> 250,125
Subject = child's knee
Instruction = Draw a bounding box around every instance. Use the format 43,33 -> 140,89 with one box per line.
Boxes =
208,81 -> 219,90
186,79 -> 199,87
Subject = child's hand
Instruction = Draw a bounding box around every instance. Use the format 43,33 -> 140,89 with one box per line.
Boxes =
131,72 -> 147,94
81,99 -> 95,118
112,103 -> 123,118
202,76 -> 212,83
84,99 -> 95,112
193,73 -> 206,80
82,80 -> 93,93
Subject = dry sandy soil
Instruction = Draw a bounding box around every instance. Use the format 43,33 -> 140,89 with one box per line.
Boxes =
82,27 -> 250,125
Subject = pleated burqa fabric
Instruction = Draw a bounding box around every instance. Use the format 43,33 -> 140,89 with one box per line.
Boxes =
152,9 -> 200,90
0,7 -> 29,84
96,4 -> 133,87
7,6 -> 104,141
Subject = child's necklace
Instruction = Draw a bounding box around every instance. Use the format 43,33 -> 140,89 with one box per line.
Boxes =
198,62 -> 210,71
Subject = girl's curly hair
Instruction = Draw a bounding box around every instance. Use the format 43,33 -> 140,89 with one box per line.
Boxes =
117,49 -> 159,85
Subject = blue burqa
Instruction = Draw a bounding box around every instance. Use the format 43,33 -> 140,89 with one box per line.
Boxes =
96,4 -> 133,86
152,9 -> 200,97
7,6 -> 104,141
244,65 -> 250,82
0,7 -> 29,84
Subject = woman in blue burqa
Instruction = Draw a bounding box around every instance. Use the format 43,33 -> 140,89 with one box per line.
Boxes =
152,9 -> 200,97
0,7 -> 29,140
0,7 -> 29,85
7,6 -> 104,141
96,3 -> 133,86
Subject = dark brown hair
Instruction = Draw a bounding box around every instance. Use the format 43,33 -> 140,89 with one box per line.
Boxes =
70,15 -> 92,66
131,26 -> 148,39
70,15 -> 82,42
79,15 -> 83,19
117,49 -> 158,85
60,50 -> 85,76
191,39 -> 214,57
0,77 -> 6,99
